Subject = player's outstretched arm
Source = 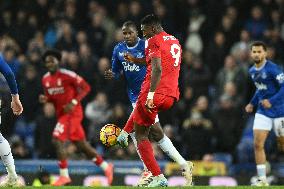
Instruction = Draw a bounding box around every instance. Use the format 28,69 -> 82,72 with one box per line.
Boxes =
0,54 -> 23,115
124,53 -> 146,65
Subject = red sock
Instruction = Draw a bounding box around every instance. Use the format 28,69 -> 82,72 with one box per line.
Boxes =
138,139 -> 161,176
123,112 -> 134,133
58,159 -> 68,169
93,155 -> 104,166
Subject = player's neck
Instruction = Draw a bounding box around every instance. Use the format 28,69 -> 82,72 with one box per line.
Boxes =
50,69 -> 59,75
127,38 -> 139,47
255,59 -> 266,68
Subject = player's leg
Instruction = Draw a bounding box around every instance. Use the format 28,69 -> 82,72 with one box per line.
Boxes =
0,133 -> 22,187
135,123 -> 168,187
252,113 -> 271,186
52,118 -> 71,186
150,122 -> 193,186
52,138 -> 71,186
73,140 -> 113,185
273,117 -> 284,152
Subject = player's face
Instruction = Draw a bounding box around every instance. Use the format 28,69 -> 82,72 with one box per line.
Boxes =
44,55 -> 59,73
141,24 -> 154,39
122,26 -> 138,46
250,46 -> 267,64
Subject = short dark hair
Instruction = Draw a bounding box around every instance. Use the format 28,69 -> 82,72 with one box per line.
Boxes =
250,41 -> 267,51
42,49 -> 62,62
122,21 -> 137,30
141,14 -> 161,26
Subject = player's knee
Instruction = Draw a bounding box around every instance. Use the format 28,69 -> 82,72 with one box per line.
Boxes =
254,141 -> 264,151
151,132 -> 163,142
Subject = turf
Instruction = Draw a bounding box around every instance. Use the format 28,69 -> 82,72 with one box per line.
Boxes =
2,186 -> 283,189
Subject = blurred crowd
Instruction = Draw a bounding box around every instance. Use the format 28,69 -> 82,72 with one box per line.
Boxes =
0,0 -> 284,164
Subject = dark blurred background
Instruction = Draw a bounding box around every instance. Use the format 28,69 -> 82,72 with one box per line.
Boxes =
0,0 -> 284,170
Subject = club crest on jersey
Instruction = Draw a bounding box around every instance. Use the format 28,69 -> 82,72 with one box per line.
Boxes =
276,73 -> 284,83
57,79 -> 62,86
137,52 -> 144,58
261,72 -> 267,79
119,52 -> 124,57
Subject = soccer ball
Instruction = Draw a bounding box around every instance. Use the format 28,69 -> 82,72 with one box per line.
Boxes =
100,124 -> 121,147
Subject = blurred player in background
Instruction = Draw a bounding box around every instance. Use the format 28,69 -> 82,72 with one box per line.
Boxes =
0,51 -> 23,187
245,41 -> 284,186
40,49 -> 113,186
105,21 -> 193,186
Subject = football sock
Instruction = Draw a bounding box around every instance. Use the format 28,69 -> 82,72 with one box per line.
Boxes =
58,159 -> 69,177
93,155 -> 108,171
123,112 -> 134,133
0,134 -> 17,179
129,132 -> 148,171
256,164 -> 266,179
158,135 -> 187,166
138,139 -> 161,176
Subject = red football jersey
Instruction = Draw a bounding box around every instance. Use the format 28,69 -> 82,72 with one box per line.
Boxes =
141,31 -> 182,100
42,69 -> 90,117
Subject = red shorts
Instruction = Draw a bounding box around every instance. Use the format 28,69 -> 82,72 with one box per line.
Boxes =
53,114 -> 86,141
133,93 -> 175,126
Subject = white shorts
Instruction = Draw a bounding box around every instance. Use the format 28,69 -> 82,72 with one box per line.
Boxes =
253,113 -> 284,137
132,102 -> 159,124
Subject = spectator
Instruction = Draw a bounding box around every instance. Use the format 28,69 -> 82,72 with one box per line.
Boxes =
85,92 -> 112,144
245,6 -> 267,40
182,96 -> 214,159
34,103 -> 57,159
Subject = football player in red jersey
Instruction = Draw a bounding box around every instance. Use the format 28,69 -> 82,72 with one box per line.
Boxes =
39,49 -> 113,186
121,14 -> 187,187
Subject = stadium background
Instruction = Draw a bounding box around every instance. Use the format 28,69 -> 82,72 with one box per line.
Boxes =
0,0 -> 284,186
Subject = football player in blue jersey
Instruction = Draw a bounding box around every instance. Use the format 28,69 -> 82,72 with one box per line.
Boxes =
0,52 -> 23,187
246,41 -> 284,186
105,21 -> 193,186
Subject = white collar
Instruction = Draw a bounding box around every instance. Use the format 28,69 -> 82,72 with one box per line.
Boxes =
126,38 -> 140,49
255,60 -> 267,71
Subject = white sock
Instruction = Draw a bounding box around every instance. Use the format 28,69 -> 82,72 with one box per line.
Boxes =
100,161 -> 108,171
59,168 -> 69,178
158,135 -> 187,166
129,132 -> 148,171
0,134 -> 17,179
256,164 -> 266,179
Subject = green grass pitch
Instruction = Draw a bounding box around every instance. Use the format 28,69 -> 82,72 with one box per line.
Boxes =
1,186 -> 283,189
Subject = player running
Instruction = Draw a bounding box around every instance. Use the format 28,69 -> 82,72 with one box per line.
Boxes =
245,41 -> 284,186
40,49 -> 113,186
105,20 -> 193,186
0,51 -> 23,187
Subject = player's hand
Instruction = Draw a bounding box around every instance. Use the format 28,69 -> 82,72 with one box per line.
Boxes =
261,99 -> 272,109
39,94 -> 48,103
245,103 -> 254,113
63,102 -> 75,113
124,53 -> 135,63
11,94 -> 23,116
145,99 -> 156,113
104,69 -> 115,80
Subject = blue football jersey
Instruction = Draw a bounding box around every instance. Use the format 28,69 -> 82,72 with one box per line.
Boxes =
111,38 -> 146,103
249,60 -> 284,117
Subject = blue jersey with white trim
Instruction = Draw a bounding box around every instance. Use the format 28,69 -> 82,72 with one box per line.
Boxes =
111,38 -> 146,103
249,60 -> 284,117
